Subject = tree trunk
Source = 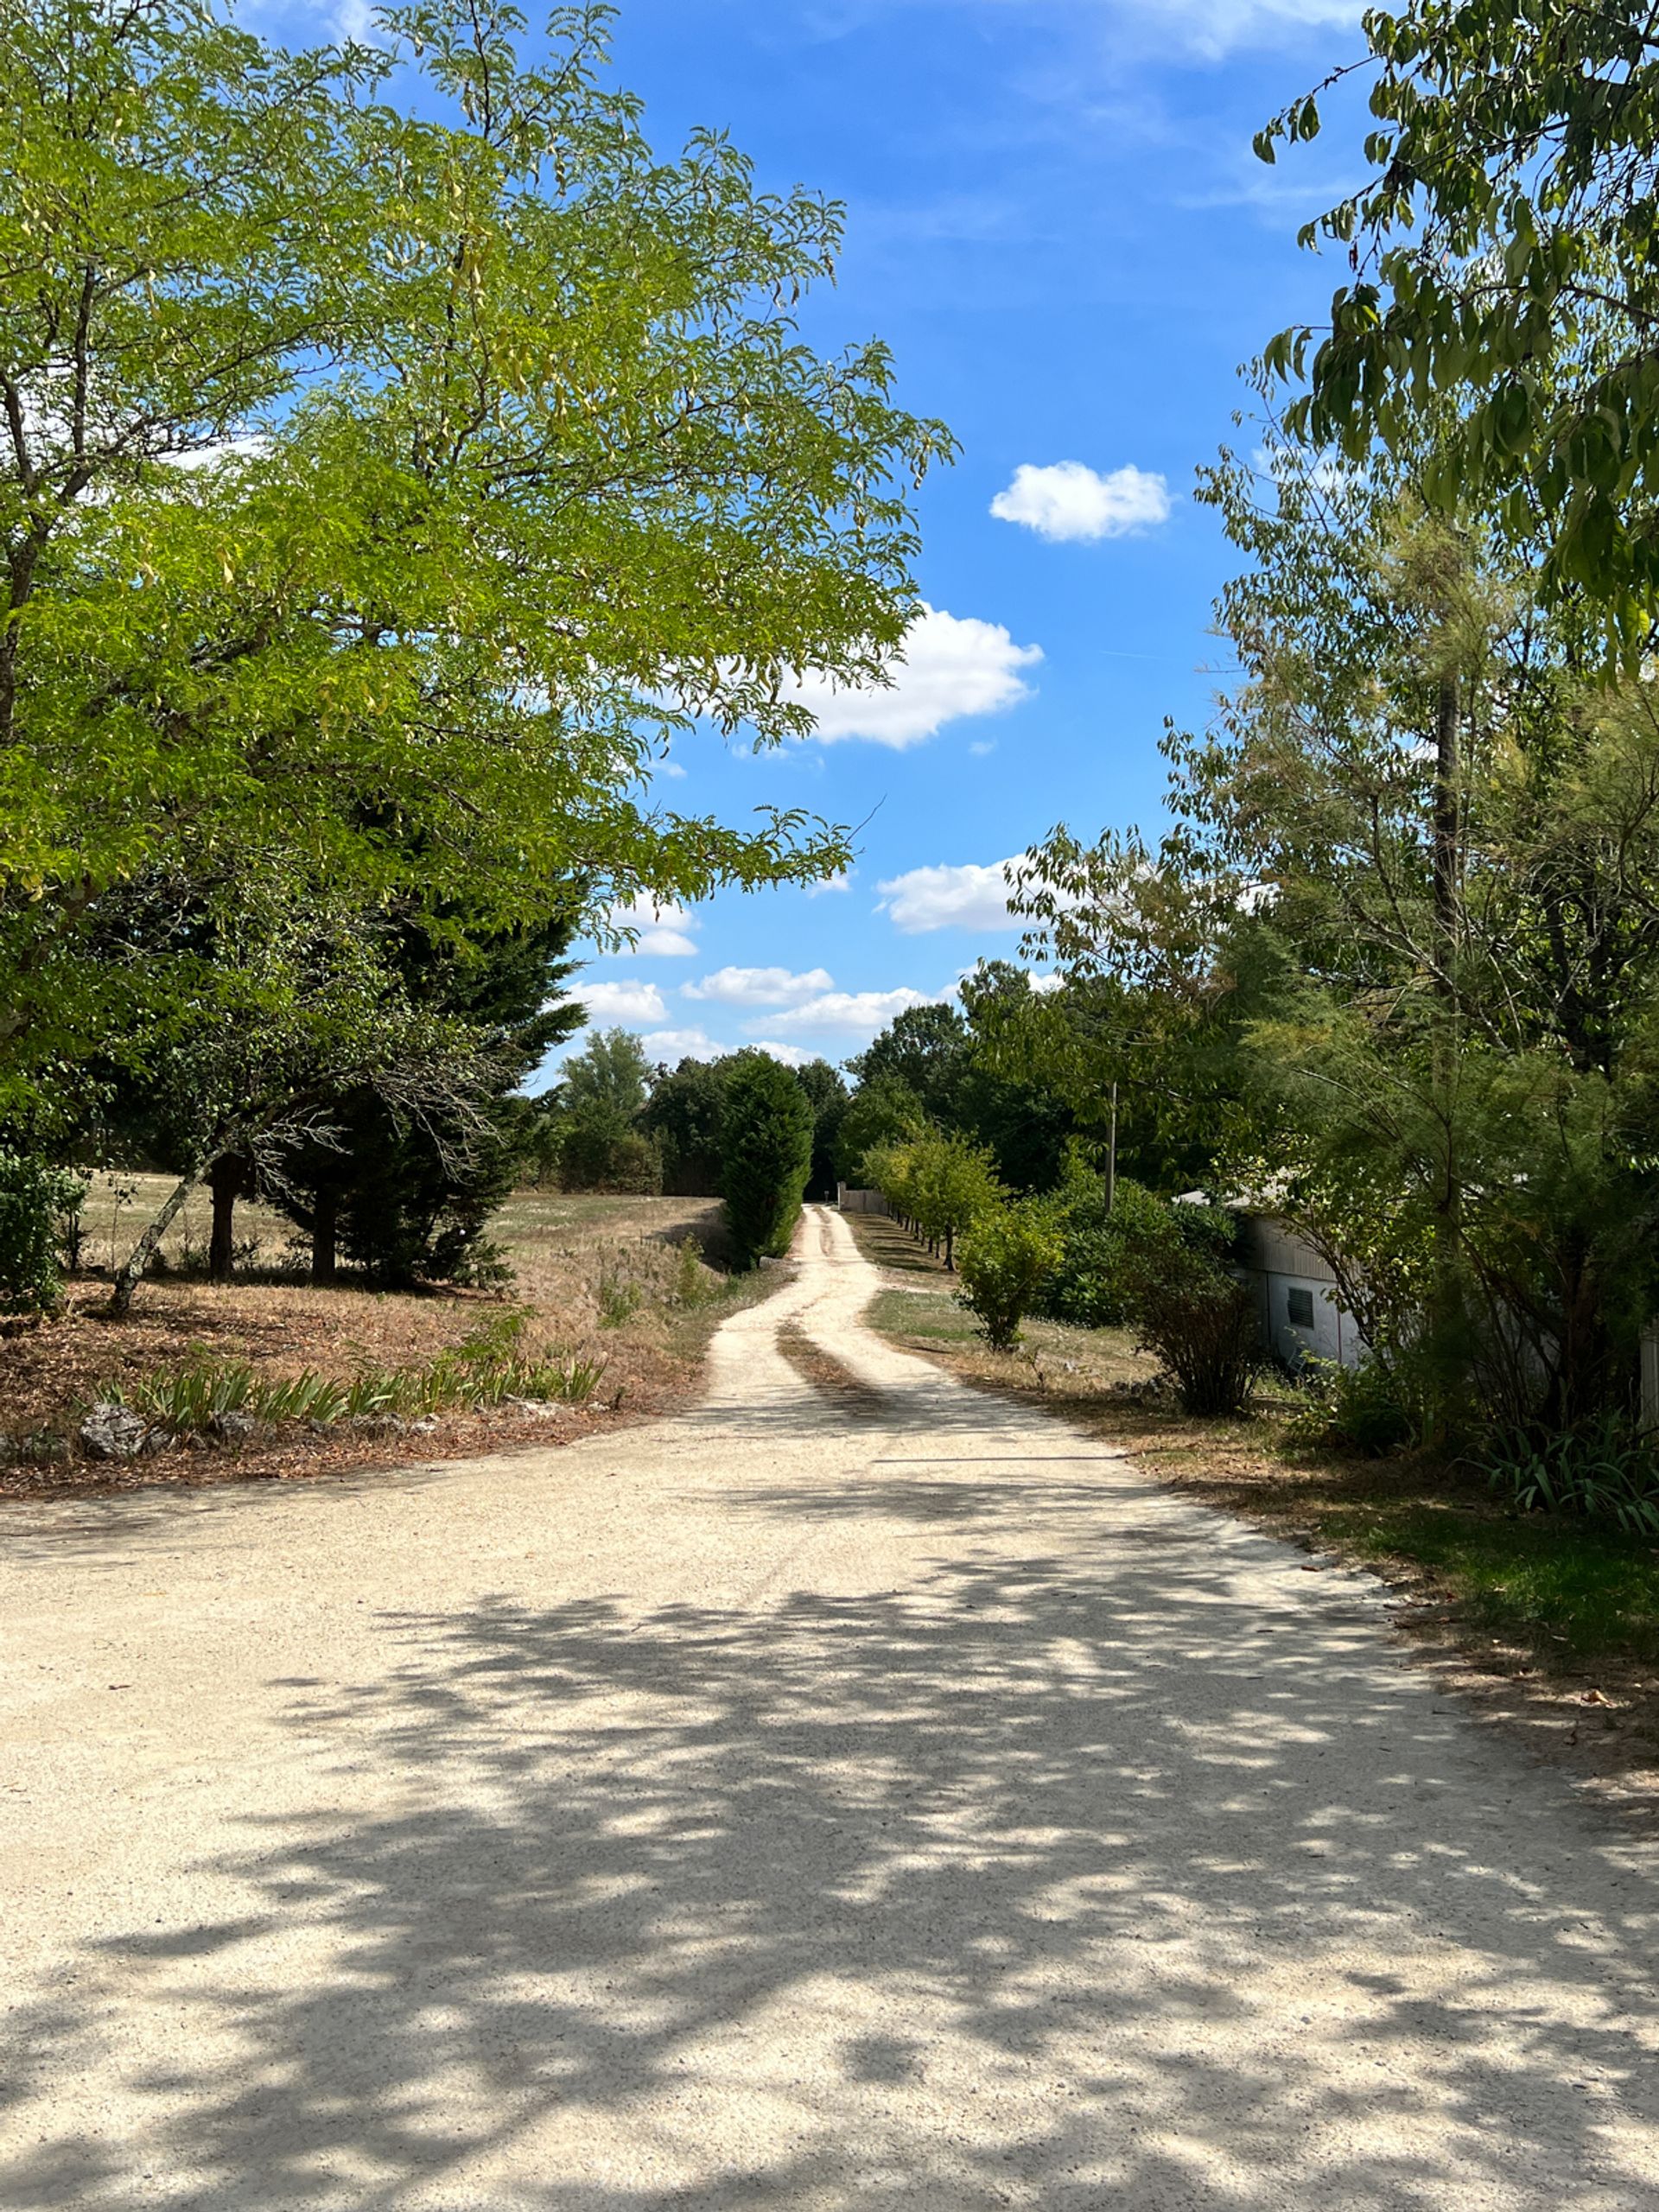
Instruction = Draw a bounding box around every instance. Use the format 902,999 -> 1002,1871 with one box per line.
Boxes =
111,1173 -> 198,1318
207,1155 -> 245,1284
312,1186 -> 339,1287
1106,1080 -> 1118,1217
1428,671 -> 1464,1445
1433,673 -> 1461,966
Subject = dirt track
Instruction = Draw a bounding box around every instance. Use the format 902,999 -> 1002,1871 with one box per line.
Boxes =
4,1205 -> 1659,2209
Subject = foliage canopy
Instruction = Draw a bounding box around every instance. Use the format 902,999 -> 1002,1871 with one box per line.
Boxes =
0,0 -> 952,1118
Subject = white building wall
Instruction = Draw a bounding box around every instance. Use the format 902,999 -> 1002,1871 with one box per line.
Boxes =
1236,1211 -> 1365,1370
1262,1272 -> 1358,1370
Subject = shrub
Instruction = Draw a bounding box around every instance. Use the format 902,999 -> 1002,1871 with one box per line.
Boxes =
97,1319 -> 607,1439
1482,1418 -> 1659,1540
1118,1200 -> 1263,1416
558,1120 -> 663,1195
595,1267 -> 644,1327
957,1200 -> 1064,1351
1033,1173 -> 1168,1329
673,1235 -> 706,1306
0,1152 -> 86,1312
1282,1355 -> 1416,1456
721,1054 -> 813,1268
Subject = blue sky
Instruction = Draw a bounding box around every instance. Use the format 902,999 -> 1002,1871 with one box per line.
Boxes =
299,0 -> 1372,1071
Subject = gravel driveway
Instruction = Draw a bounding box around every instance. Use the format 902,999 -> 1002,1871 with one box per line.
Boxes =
4,1205 -> 1659,2209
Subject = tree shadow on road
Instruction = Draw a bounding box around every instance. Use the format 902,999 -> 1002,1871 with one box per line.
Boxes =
8,1457 -> 1659,2209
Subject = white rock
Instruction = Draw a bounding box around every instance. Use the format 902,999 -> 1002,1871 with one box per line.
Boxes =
79,1403 -> 152,1460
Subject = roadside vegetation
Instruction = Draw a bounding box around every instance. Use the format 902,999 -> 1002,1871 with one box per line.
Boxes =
0,0 -> 908,1480
851,1212 -> 1659,1799
514,1027 -> 846,1215
805,1 -> 1659,1699
3,1184 -> 758,1499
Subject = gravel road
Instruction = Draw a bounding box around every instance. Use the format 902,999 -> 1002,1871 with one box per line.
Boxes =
4,1204 -> 1659,2209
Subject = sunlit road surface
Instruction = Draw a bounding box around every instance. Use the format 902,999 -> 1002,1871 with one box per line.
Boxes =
4,1206 -> 1659,2209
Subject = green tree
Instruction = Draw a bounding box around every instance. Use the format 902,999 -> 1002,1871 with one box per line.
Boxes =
552,1027 -> 660,1194
721,1053 -> 813,1268
848,976 -> 1077,1193
269,908 -> 584,1286
562,1029 -> 652,1125
836,1073 -> 925,1185
643,1056 -> 731,1196
794,1058 -> 849,1200
1020,414 -> 1659,1442
906,1129 -> 1001,1270
91,889 -> 499,1313
1258,0 -> 1659,634
847,1004 -> 968,1121
0,0 -> 952,1119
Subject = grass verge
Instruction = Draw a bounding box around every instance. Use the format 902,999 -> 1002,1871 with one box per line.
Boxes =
849,1208 -> 1659,1813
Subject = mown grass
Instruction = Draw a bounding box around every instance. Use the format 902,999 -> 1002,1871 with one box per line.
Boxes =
1299,1486 -> 1659,1664
853,1211 -> 1659,1675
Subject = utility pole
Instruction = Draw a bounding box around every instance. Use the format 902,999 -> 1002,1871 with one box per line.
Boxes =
1106,1080 -> 1118,1217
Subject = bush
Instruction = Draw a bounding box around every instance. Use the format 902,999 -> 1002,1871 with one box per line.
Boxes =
1482,1418 -> 1659,1540
0,1152 -> 86,1312
673,1235 -> 706,1306
1118,1200 -> 1263,1417
559,1120 -> 662,1195
1034,1173 -> 1169,1329
721,1053 -> 814,1268
1283,1356 -> 1416,1456
957,1200 -> 1064,1351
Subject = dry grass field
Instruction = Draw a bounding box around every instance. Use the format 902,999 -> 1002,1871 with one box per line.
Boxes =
1,1178 -> 760,1502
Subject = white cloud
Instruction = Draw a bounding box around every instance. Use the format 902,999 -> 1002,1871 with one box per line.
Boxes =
877,856 -> 1026,935
785,603 -> 1040,749
160,433 -> 269,474
969,740 -> 997,758
683,964 -> 834,1009
658,760 -> 688,780
609,894 -> 699,958
1116,0 -> 1363,54
1028,969 -> 1065,995
804,873 -> 852,898
641,1027 -> 721,1063
578,980 -> 668,1025
991,461 -> 1172,543
334,0 -> 385,44
765,988 -> 941,1035
749,1040 -> 819,1069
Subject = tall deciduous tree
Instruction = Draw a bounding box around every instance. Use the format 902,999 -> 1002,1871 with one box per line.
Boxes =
1259,0 -> 1659,636
847,1004 -> 969,1122
0,0 -> 952,1117
1019,418 -> 1659,1439
835,1073 -> 925,1185
643,1055 -> 731,1196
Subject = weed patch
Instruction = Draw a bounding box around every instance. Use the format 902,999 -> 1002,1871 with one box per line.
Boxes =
93,1313 -> 609,1440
